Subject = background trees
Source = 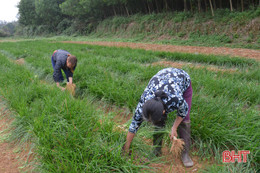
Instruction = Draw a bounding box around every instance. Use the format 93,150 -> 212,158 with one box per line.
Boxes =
0,21 -> 18,37
10,0 -> 260,35
18,0 -> 37,26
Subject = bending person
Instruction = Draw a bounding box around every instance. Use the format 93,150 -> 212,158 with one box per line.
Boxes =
123,67 -> 193,167
51,49 -> 77,90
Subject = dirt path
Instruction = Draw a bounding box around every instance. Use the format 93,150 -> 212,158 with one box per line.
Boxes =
0,96 -> 33,173
61,41 -> 260,61
0,98 -> 21,173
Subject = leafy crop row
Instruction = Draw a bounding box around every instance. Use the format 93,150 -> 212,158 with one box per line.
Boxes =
0,52 -> 149,172
0,40 -> 259,172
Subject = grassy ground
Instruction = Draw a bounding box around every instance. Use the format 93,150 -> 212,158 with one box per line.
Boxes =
0,45 -> 152,172
0,40 -> 259,172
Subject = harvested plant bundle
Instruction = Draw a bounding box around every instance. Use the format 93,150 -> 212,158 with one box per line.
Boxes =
170,136 -> 184,157
66,83 -> 76,96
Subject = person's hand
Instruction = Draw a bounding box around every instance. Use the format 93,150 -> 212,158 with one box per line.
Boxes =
60,87 -> 66,91
122,144 -> 129,154
122,144 -> 131,156
170,127 -> 178,140
122,132 -> 135,156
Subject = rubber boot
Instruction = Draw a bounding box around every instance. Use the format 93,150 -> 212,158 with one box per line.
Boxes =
178,122 -> 194,167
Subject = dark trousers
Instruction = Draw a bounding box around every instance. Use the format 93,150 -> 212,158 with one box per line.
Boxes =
51,55 -> 70,82
183,82 -> 193,122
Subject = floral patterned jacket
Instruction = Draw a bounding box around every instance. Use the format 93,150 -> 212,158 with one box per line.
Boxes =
129,68 -> 191,134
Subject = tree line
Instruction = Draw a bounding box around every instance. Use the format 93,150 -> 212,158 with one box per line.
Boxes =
14,0 -> 260,35
0,21 -> 17,37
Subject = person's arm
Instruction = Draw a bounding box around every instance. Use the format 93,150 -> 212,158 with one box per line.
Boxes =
169,98 -> 188,139
68,77 -> 73,84
67,64 -> 74,81
123,132 -> 135,154
56,82 -> 65,91
123,102 -> 144,154
170,116 -> 183,139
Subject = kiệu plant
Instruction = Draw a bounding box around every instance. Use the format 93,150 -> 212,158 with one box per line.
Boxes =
0,40 -> 259,171
0,52 -> 151,172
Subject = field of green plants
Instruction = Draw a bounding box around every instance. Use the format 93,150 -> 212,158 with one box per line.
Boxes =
0,40 -> 259,172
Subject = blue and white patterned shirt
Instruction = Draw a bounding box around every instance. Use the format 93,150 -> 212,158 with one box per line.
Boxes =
129,68 -> 191,134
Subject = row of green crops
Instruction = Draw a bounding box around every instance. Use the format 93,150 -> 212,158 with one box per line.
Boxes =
0,51 -> 155,172
0,40 -> 259,172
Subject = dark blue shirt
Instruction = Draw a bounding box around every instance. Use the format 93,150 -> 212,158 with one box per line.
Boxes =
52,50 -> 76,82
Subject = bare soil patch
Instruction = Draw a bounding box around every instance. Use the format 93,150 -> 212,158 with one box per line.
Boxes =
0,98 -> 22,173
15,58 -> 25,65
0,97 -> 32,173
61,41 -> 260,61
